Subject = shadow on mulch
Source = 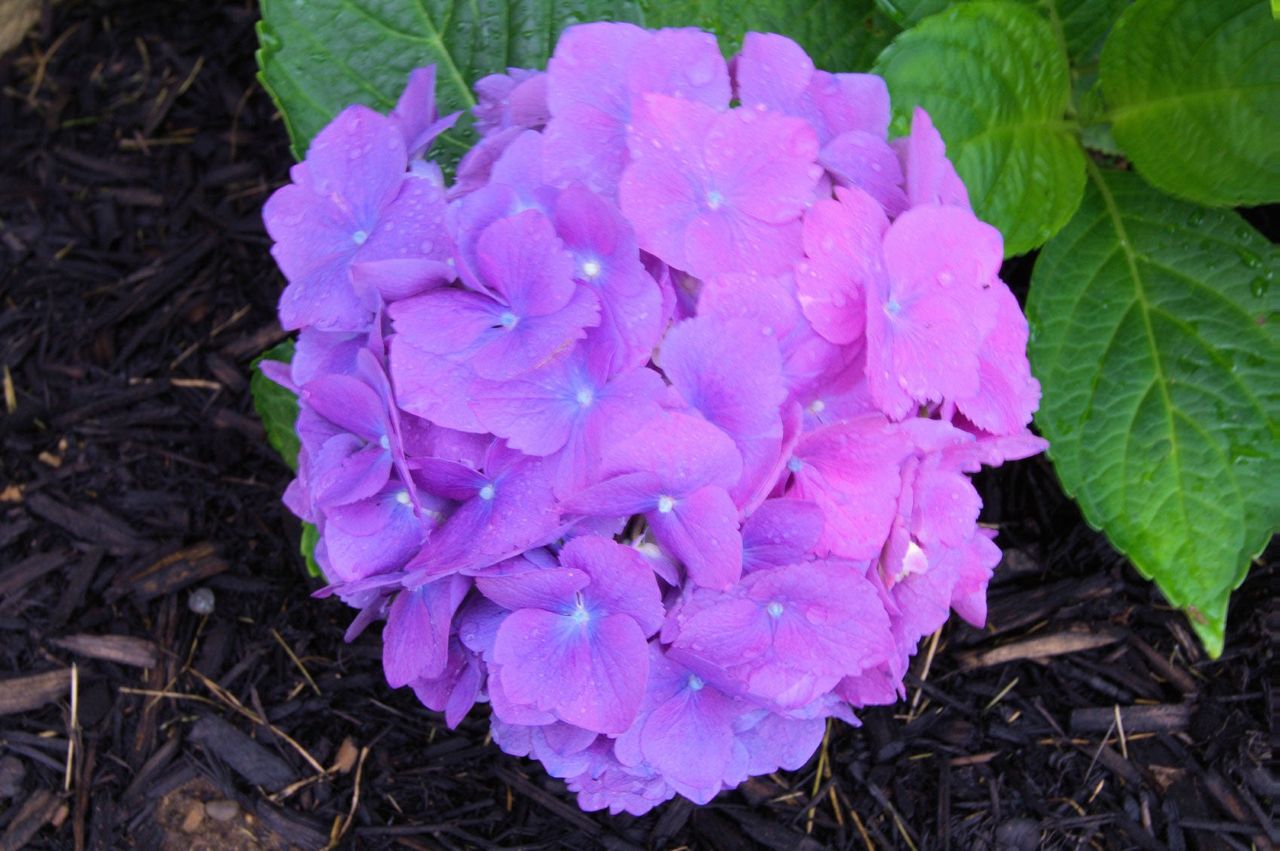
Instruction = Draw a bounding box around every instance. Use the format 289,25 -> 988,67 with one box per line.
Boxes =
0,2 -> 1274,849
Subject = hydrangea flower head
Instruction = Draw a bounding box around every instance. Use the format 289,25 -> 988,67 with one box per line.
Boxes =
261,26 -> 1046,817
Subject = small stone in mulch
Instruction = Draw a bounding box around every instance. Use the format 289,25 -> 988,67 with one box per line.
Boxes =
180,802 -> 204,833
204,799 -> 239,823
996,817 -> 1042,851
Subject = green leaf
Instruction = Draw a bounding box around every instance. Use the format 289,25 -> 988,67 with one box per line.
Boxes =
1101,0 -> 1280,206
257,0 -> 897,165
874,1 -> 1086,256
874,0 -> 948,28
1045,0 -> 1130,64
250,340 -> 301,471
643,0 -> 900,71
1027,166 -> 1280,656
300,522 -> 322,578
875,0 -> 1131,64
256,0 -> 647,162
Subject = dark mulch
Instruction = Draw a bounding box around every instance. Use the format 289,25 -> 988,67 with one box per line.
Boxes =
0,3 -> 1274,849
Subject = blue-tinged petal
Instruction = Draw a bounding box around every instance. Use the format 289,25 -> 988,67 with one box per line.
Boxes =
493,609 -> 648,734
382,575 -> 470,688
310,435 -> 391,509
302,373 -> 389,440
561,535 -> 664,636
648,485 -> 742,590
476,566 -> 587,612
561,471 -> 661,517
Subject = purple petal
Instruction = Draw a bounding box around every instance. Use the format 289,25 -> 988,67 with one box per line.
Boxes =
741,498 -> 824,572
648,485 -> 743,590
953,281 -> 1041,434
323,487 -> 426,583
734,32 -> 815,122
790,415 -> 911,560
350,258 -> 454,302
600,411 -> 742,496
902,107 -> 971,210
310,435 -> 391,509
796,186 -> 887,346
562,471 -> 662,517
476,566 -> 588,611
493,609 -> 649,734
382,576 -> 470,687
389,339 -> 486,432
561,535 -> 664,635
641,677 -> 737,804
303,105 -> 405,232
737,712 -> 826,774
544,22 -> 650,192
301,373 -> 388,440
389,288 -> 508,355
628,28 -> 730,106
359,175 -> 453,267
412,457 -> 487,500
468,354 -> 588,456
476,211 -> 576,313
659,316 -> 786,443
554,185 -> 665,372
277,256 -> 368,332
820,131 -> 907,217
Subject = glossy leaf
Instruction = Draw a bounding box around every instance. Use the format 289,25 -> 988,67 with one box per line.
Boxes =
1027,167 -> 1279,656
875,0 -> 1130,63
257,0 -> 897,164
300,522 -> 322,578
875,1 -> 1085,255
1101,0 -> 1280,206
640,0 -> 901,70
256,0 -> 646,161
873,0 -> 947,27
251,339 -> 301,471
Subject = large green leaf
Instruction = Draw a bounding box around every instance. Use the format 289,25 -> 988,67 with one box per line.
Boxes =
874,0 -> 1131,64
642,1 -> 900,71
1046,0 -> 1130,64
257,0 -> 897,163
256,0 -> 646,162
874,2 -> 1086,256
874,0 -> 948,28
250,339 -> 301,472
1101,0 -> 1280,206
1027,166 -> 1279,656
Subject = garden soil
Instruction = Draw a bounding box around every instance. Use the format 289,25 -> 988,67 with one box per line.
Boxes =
0,3 -> 1274,849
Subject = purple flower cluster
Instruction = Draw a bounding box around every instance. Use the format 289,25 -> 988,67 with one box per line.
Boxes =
261,26 -> 1046,815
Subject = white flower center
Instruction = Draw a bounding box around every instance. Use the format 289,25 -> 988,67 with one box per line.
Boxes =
479,484 -> 496,501
570,592 -> 590,624
657,495 -> 676,514
766,601 -> 784,619
581,259 -> 602,280
352,229 -> 368,245
705,190 -> 725,211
